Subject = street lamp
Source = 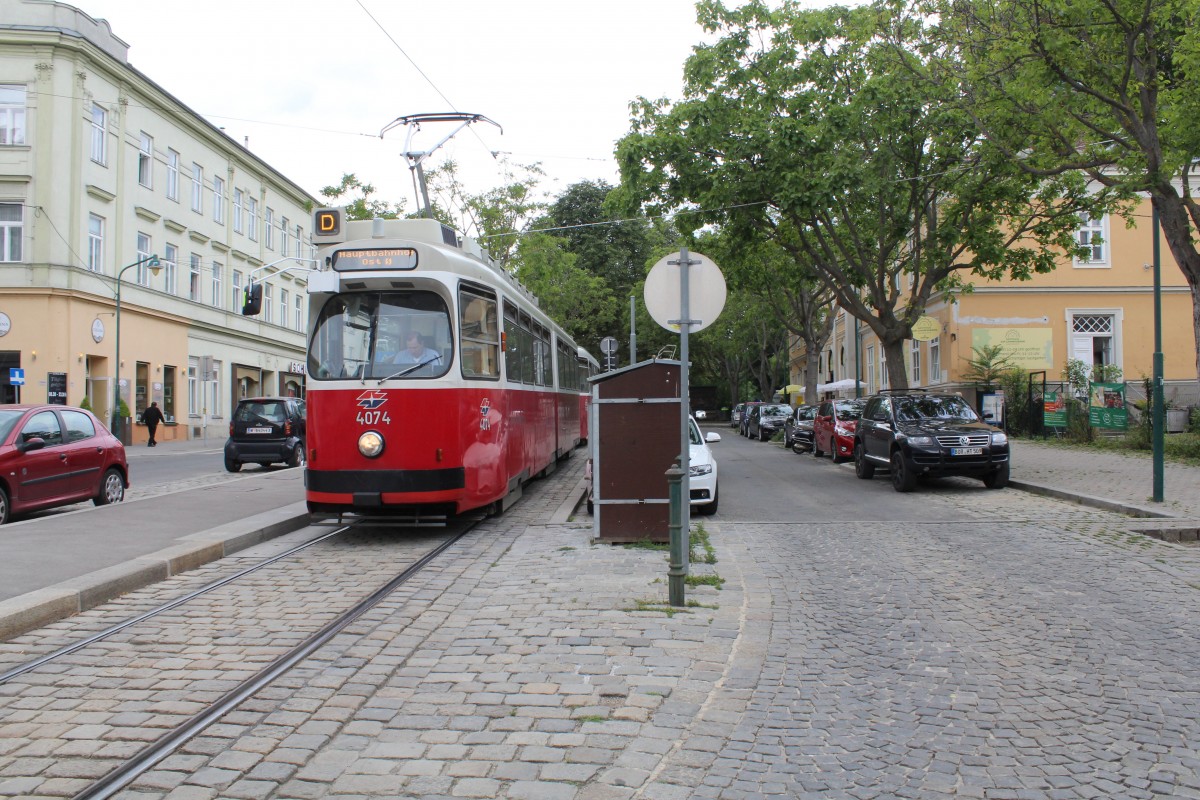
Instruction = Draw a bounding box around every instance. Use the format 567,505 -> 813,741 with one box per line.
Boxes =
113,254 -> 161,434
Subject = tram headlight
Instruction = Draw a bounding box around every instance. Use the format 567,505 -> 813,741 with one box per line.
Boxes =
358,430 -> 385,458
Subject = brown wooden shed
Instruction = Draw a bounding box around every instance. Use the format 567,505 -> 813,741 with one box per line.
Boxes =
589,359 -> 681,543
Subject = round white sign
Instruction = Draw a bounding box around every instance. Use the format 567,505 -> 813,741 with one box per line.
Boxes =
92,318 -> 105,343
644,251 -> 726,333
0,312 -> 10,337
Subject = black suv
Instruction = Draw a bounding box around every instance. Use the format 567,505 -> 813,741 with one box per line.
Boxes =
224,396 -> 307,472
783,404 -> 817,452
853,392 -> 1009,492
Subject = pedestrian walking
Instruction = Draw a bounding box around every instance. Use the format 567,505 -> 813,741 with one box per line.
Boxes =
142,401 -> 164,447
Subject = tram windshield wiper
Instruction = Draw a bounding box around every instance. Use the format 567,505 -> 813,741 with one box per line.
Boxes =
377,357 -> 440,384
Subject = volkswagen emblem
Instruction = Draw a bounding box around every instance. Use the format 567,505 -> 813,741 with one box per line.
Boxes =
959,435 -> 970,446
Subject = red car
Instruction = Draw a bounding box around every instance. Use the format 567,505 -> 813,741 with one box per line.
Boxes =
812,398 -> 867,463
0,405 -> 128,524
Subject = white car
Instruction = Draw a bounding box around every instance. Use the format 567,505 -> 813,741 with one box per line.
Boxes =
689,416 -> 720,515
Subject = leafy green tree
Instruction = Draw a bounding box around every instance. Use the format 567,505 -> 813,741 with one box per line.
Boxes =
934,0 -> 1200,390
319,174 -> 404,220
513,233 -> 619,355
614,0 -> 1096,391
961,344 -> 1015,390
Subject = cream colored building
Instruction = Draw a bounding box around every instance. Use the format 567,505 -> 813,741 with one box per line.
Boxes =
0,0 -> 317,443
792,197 -> 1197,417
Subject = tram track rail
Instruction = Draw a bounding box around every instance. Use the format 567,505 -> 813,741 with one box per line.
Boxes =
73,520 -> 477,800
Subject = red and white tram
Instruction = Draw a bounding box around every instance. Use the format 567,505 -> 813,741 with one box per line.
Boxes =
300,210 -> 593,521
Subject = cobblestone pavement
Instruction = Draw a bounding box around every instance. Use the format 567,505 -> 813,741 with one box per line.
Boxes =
5,449 -> 1200,799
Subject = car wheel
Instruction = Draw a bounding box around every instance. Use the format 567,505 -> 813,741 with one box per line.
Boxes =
287,443 -> 305,468
759,428 -> 767,442
813,436 -> 824,458
890,451 -> 917,492
0,485 -> 9,525
94,468 -> 125,506
982,461 -> 1010,489
831,441 -> 847,463
854,443 -> 875,479
224,455 -> 243,473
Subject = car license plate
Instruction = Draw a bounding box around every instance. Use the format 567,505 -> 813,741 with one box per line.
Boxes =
950,447 -> 983,456
246,426 -> 272,434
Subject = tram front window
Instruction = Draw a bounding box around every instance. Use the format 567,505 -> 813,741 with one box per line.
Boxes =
308,292 -> 452,380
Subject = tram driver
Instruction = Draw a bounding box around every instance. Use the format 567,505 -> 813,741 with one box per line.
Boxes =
394,331 -> 442,367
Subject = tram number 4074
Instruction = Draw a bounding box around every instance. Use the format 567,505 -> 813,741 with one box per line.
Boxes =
356,410 -> 392,426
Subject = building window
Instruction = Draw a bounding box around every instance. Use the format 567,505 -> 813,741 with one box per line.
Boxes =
232,270 -> 243,311
0,85 -> 26,145
246,197 -> 258,242
90,104 -> 107,165
0,203 -> 21,262
233,189 -> 244,234
265,207 -> 275,250
189,253 -> 201,301
1070,312 -> 1118,375
213,176 -> 225,224
166,149 -> 179,201
294,293 -> 303,332
264,283 -> 274,324
1075,213 -> 1108,266
865,345 -> 876,395
87,214 -> 104,272
280,288 -> 289,326
163,366 -> 176,421
137,132 -> 153,188
191,164 -> 203,213
280,216 -> 289,257
929,337 -> 941,383
136,233 -> 153,285
163,243 -> 178,295
211,261 -> 223,307
910,340 -> 921,385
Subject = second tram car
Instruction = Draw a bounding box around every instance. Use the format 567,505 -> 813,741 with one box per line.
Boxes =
296,210 -> 592,521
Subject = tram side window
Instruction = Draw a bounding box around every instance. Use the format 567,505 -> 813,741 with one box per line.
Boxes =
534,324 -> 551,386
459,287 -> 499,379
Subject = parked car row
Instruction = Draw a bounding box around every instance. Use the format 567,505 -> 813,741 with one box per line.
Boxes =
727,389 -> 1010,493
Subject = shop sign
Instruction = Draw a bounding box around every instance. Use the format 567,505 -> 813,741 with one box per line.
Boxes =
1043,391 -> 1066,427
1088,382 -> 1127,429
47,372 -> 67,405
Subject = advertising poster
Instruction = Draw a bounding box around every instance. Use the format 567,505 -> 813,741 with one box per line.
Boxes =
971,328 -> 1054,370
1043,391 -> 1066,427
1088,382 -> 1128,429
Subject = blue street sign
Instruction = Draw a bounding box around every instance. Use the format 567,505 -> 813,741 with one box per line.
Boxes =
9,368 -> 24,386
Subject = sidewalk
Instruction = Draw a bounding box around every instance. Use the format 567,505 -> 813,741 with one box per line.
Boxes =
1009,437 -> 1200,520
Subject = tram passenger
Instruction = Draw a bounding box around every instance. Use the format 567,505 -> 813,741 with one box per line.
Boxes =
394,331 -> 442,366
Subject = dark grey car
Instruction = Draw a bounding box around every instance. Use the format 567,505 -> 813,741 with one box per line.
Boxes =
783,404 -> 817,452
224,396 -> 306,472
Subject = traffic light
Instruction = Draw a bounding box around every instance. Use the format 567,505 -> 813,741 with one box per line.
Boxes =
242,283 -> 263,316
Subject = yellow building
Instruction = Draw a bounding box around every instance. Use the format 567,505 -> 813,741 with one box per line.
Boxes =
792,198 -> 1197,420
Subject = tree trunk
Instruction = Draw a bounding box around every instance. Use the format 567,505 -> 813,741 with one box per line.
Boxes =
1152,192 -> 1200,395
804,358 -> 822,405
881,335 -> 910,392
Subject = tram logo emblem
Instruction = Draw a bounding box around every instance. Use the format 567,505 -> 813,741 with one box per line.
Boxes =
356,390 -> 389,410
480,398 -> 491,431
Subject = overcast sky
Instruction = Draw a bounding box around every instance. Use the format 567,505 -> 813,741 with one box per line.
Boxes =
78,0 -> 715,216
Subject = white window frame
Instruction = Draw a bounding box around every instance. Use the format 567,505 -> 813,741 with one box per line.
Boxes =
211,260 -> 223,308
280,216 -> 289,257
1074,213 -> 1109,267
213,176 -> 225,224
136,232 -> 153,285
87,214 -> 104,273
264,282 -> 274,324
865,345 -> 876,395
0,85 -> 27,146
910,339 -> 921,385
191,164 -> 203,213
137,132 -> 153,188
929,337 -> 941,383
294,293 -> 303,332
90,104 -> 107,165
0,203 -> 22,262
233,189 -> 244,234
166,149 -> 179,201
264,207 -> 275,250
1066,307 -> 1123,376
163,243 -> 178,295
232,270 -> 243,311
246,197 -> 258,242
280,288 -> 289,327
189,253 -> 201,301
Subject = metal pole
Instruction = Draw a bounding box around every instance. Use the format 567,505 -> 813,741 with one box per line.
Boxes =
674,247 -> 694,605
1152,204 -> 1164,502
113,273 -> 123,432
629,295 -> 637,365
666,463 -> 685,606
854,317 -> 861,397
